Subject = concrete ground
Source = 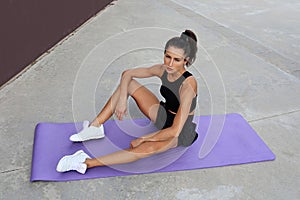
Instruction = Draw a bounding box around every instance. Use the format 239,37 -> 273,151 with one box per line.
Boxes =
0,0 -> 299,199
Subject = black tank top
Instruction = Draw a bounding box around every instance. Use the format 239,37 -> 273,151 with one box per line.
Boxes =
160,70 -> 197,113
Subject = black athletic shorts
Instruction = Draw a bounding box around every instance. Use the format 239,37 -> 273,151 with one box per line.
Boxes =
154,101 -> 198,147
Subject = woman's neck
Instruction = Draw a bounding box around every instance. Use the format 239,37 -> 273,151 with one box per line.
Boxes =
167,69 -> 186,82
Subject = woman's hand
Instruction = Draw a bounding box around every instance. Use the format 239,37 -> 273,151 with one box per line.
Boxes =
114,100 -> 127,120
130,138 -> 145,148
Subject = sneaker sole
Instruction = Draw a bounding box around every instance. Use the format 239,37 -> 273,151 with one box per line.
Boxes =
70,133 -> 105,142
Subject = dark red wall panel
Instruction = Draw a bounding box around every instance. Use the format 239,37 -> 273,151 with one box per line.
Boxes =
0,0 -> 114,87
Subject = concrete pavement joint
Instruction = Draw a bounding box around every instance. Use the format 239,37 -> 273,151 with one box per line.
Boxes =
165,0 -> 300,79
1,167 -> 27,174
248,109 -> 300,123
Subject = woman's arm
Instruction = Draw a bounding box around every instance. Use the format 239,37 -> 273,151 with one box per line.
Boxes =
115,64 -> 164,120
119,64 -> 164,101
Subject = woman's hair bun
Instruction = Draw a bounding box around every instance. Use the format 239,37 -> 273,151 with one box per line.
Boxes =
180,30 -> 197,43
180,30 -> 198,66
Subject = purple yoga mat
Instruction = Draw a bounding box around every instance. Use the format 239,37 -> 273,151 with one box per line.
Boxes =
30,113 -> 275,182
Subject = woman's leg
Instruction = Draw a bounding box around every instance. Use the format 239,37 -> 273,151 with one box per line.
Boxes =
85,137 -> 178,168
90,79 -> 160,126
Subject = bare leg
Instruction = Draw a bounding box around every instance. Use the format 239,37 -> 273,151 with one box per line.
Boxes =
85,137 -> 178,168
89,86 -> 122,126
90,79 -> 160,127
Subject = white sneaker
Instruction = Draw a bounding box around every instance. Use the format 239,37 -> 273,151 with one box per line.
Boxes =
70,120 -> 105,142
56,150 -> 91,174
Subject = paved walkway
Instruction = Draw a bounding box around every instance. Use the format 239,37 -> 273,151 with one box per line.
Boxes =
1,0 -> 299,199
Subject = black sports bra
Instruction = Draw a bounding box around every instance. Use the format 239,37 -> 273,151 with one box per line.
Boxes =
160,70 -> 197,113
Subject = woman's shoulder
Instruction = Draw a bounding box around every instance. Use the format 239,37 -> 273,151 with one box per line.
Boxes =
149,64 -> 166,77
183,74 -> 197,85
181,72 -> 197,93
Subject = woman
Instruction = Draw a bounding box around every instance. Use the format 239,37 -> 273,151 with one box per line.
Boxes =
57,30 -> 199,174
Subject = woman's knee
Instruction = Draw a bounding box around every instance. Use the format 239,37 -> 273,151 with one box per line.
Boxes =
121,69 -> 130,77
119,70 -> 140,96
127,79 -> 141,95
131,140 -> 176,157
128,143 -> 156,160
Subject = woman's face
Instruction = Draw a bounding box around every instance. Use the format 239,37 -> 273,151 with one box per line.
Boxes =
164,46 -> 188,74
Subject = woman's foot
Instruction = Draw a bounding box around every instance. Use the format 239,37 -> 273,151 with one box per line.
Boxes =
69,121 -> 105,142
56,150 -> 90,174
